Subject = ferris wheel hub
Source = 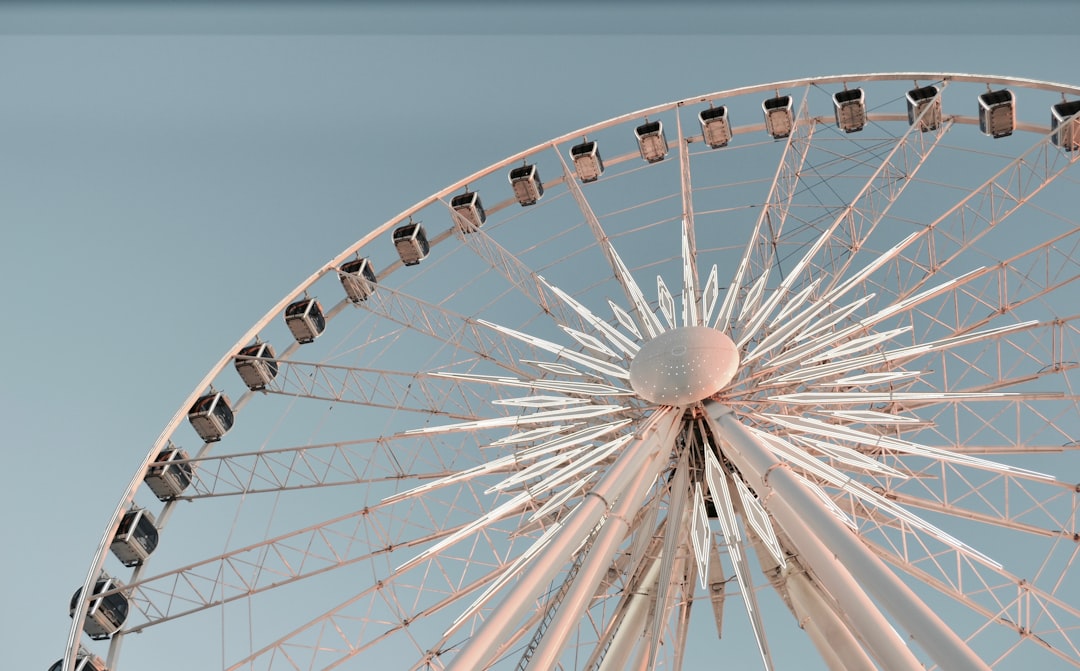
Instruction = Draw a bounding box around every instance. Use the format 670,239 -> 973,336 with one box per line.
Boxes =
628,326 -> 739,405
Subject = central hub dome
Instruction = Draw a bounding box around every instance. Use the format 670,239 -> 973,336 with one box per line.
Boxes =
628,326 -> 739,405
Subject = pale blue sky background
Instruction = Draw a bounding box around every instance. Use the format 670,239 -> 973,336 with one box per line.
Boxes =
4,1 -> 1079,669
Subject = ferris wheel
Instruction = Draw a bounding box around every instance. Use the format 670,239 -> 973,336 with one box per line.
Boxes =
60,73 -> 1080,671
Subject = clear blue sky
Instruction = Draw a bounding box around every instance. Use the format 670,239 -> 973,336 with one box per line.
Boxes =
4,1 -> 1079,669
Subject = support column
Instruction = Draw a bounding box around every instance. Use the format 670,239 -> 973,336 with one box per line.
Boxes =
786,568 -> 878,671
527,415 -> 679,669
596,553 -> 664,671
706,403 -> 989,671
446,409 -> 681,671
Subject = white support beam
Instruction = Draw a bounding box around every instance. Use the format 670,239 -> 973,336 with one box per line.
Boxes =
705,403 -> 990,671
786,568 -> 878,671
444,408 -> 681,671
526,415 -> 682,669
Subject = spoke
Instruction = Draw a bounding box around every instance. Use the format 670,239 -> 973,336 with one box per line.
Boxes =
555,144 -> 663,339
262,360 -> 494,419
867,125 -> 1080,311
449,210 -> 593,335
856,512 -> 1080,667
358,284 -> 540,378
715,89 -> 817,333
675,106 -> 700,326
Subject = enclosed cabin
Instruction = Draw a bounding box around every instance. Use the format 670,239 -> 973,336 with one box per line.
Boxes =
70,575 -> 128,640
1051,99 -> 1080,151
234,341 -> 279,390
144,446 -> 194,500
48,648 -> 108,671
762,95 -> 794,139
906,85 -> 942,132
698,106 -> 732,148
393,222 -> 430,265
634,120 -> 667,163
450,191 -> 486,233
833,88 -> 866,133
508,164 -> 544,206
569,140 -> 604,183
284,297 -> 326,343
338,257 -> 378,303
110,508 -> 159,567
187,391 -> 234,443
978,89 -> 1016,138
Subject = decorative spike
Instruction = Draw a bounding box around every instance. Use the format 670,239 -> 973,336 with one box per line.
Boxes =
701,264 -> 720,327
522,360 -> 587,377
404,403 -> 626,435
681,218 -> 700,327
609,299 -> 643,340
748,426 -> 1002,568
492,395 -> 590,408
691,482 -> 711,589
539,276 -> 640,356
702,445 -> 775,669
768,278 -> 821,327
560,325 -> 619,358
707,538 -> 727,638
657,275 -> 677,330
478,319 -> 630,379
490,424 -> 581,446
733,477 -> 786,567
607,241 -> 664,337
812,370 -> 923,387
817,409 -> 921,424
432,371 -> 631,396
528,472 -> 597,522
737,270 -> 770,324
516,419 -> 632,459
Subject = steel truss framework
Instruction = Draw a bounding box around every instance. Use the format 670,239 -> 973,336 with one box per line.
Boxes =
65,74 -> 1080,671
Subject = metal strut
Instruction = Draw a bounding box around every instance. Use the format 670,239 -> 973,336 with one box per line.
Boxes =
515,522 -> 603,670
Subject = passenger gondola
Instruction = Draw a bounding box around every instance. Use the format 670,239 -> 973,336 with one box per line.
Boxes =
978,89 -> 1015,138
762,95 -> 794,139
1052,99 -> 1080,151
187,391 -> 234,443
450,191 -> 486,233
48,647 -> 108,671
634,120 -> 667,162
144,445 -> 193,500
284,297 -> 326,343
569,140 -> 604,183
906,85 -> 942,132
70,575 -> 128,640
833,88 -> 866,133
234,341 -> 279,390
508,164 -> 544,206
698,106 -> 732,148
110,508 -> 159,567
338,257 -> 378,302
393,221 -> 430,265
